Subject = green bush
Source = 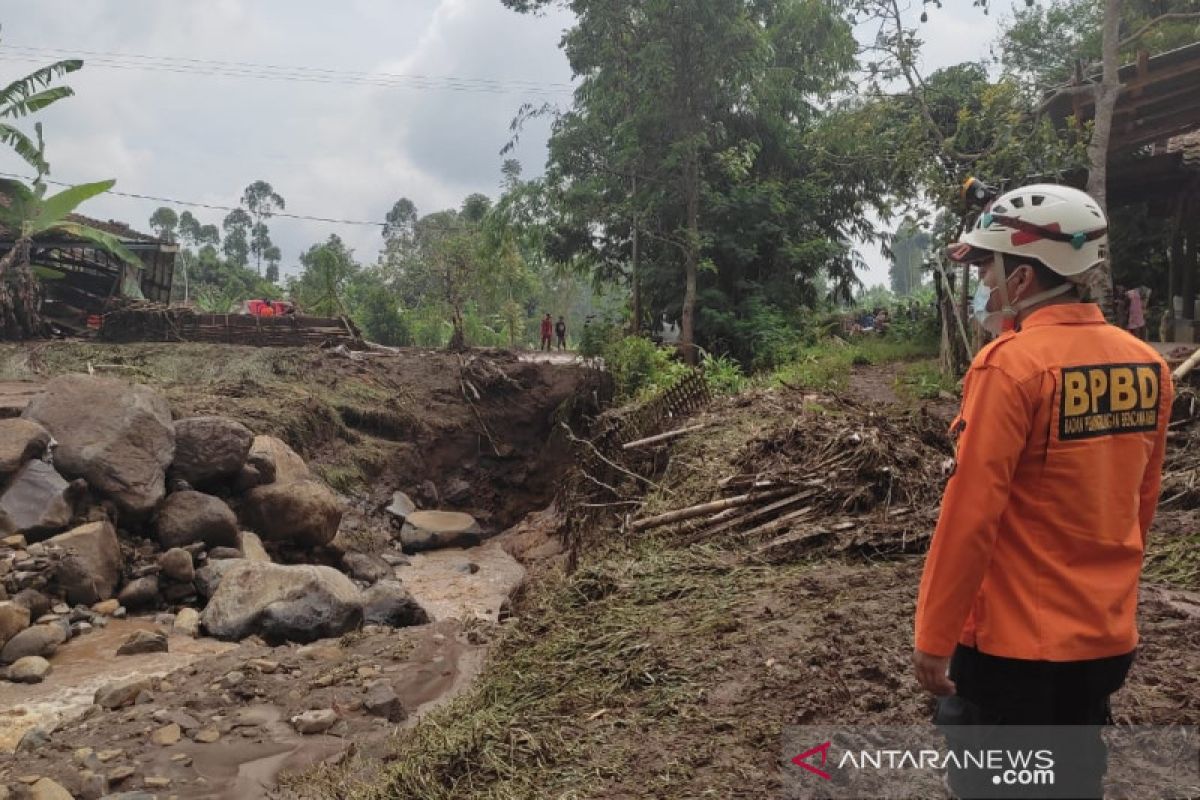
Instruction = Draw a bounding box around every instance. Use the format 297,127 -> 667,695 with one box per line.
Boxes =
604,335 -> 689,401
354,285 -> 412,346
701,351 -> 747,395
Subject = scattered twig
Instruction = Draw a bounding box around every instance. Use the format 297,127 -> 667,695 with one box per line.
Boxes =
631,488 -> 793,532
560,422 -> 667,495
622,424 -> 706,450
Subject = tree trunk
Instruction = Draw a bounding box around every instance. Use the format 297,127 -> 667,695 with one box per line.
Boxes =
680,154 -> 699,366
630,176 -> 641,335
1084,0 -> 1123,320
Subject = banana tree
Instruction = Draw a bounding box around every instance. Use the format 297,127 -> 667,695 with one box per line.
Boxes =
0,178 -> 140,339
0,57 -> 83,179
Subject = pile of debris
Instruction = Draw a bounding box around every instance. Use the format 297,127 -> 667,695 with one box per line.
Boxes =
626,397 -> 953,561
0,373 -> 478,685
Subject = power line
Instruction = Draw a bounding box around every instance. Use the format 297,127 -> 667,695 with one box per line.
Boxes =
0,44 -> 574,96
0,171 -> 386,227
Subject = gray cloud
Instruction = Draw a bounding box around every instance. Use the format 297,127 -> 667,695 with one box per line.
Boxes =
0,0 -> 574,274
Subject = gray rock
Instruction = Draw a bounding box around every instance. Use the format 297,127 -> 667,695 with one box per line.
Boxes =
380,552 -> 410,567
0,417 -> 51,478
361,581 -> 429,628
6,654 -> 51,683
158,548 -> 194,582
442,477 -> 472,504
194,559 -> 240,599
342,551 -> 392,584
17,727 -> 52,754
384,490 -> 416,521
155,490 -> 239,550
117,576 -> 161,611
162,582 -> 196,604
79,770 -> 107,800
173,607 -> 200,637
243,480 -> 342,549
200,561 -> 363,643
0,458 -> 75,541
0,600 -> 31,648
23,374 -> 175,516
0,622 -> 66,664
94,675 -> 154,709
362,681 -> 406,722
11,588 -> 51,620
248,435 -> 307,484
116,629 -> 168,656
207,546 -> 244,560
171,416 -> 254,485
290,708 -> 337,734
46,521 -> 122,605
399,510 -> 482,553
240,530 -> 271,562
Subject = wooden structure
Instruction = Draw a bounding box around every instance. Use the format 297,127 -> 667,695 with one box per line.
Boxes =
596,370 -> 712,450
98,304 -> 362,348
0,214 -> 177,333
1044,42 -> 1200,341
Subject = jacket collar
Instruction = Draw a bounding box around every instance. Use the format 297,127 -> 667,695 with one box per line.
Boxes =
1019,302 -> 1105,330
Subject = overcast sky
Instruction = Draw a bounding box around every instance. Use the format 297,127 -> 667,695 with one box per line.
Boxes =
0,0 -> 1003,288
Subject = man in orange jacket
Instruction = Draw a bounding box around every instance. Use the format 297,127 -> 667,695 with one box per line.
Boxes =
913,184 -> 1171,798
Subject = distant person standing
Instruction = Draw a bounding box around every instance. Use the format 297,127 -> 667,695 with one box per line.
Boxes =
1126,286 -> 1147,340
555,316 -> 567,351
540,313 -> 553,351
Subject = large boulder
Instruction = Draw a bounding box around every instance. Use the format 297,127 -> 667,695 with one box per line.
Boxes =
23,374 -> 175,516
45,521 -> 122,605
171,416 -> 254,485
0,418 -> 51,478
155,490 -> 239,549
249,435 -> 309,484
243,480 -> 341,549
200,561 -> 363,643
0,601 -> 31,649
400,511 -> 482,553
361,581 -> 429,628
0,459 -> 77,541
0,622 -> 66,664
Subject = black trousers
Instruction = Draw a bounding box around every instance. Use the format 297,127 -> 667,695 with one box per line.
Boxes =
935,645 -> 1135,799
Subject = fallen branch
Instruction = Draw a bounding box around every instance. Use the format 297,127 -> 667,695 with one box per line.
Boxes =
698,490 -> 817,539
560,422 -> 666,494
622,424 -> 706,450
753,525 -> 833,560
734,504 -> 815,541
631,487 -> 792,532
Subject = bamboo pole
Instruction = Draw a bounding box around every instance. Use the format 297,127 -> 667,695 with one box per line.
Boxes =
698,490 -> 816,538
622,424 -> 706,450
631,488 -> 792,532
1173,346 -> 1200,382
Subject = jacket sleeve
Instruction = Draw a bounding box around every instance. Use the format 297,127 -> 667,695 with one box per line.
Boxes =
1137,365 -> 1173,548
914,363 -> 1033,657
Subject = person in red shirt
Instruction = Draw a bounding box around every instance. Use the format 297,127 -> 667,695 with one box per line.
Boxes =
914,184 -> 1171,797
539,313 -> 553,352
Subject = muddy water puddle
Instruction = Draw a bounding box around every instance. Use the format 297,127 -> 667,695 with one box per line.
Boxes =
1,618 -> 235,753
0,537 -> 525,797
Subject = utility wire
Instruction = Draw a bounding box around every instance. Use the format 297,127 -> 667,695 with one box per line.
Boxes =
0,45 -> 574,95
4,43 -> 573,89
0,170 -> 386,227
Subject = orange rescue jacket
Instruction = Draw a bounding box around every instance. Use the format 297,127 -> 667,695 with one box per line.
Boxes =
915,303 -> 1172,662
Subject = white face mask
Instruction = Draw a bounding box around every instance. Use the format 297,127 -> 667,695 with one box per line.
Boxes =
972,257 -> 1073,336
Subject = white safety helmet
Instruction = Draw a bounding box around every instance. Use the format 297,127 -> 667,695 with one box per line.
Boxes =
946,183 -> 1108,278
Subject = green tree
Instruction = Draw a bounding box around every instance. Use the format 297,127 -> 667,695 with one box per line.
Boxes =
264,245 -> 282,284
888,220 -> 930,296
510,0 -> 861,365
291,235 -> 358,317
241,181 -> 286,275
221,208 -> 252,268
148,207 -> 178,241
